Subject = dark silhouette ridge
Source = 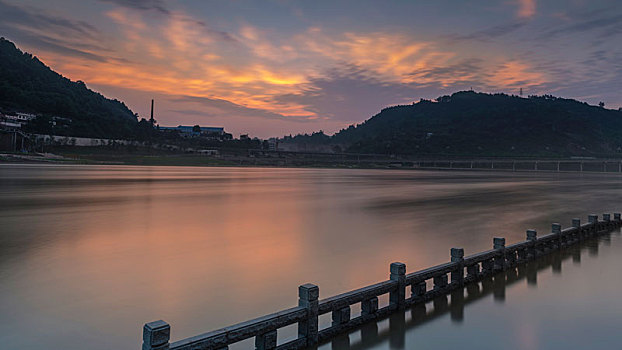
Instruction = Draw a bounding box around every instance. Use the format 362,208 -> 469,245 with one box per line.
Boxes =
288,91 -> 622,157
0,37 -> 138,138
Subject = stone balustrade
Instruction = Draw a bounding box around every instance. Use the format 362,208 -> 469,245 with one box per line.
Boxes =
143,213 -> 621,350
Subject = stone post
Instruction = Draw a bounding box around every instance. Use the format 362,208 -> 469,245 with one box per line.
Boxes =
526,229 -> 537,259
450,248 -> 464,285
255,330 -> 277,350
552,223 -> 562,248
604,213 -> 611,230
298,283 -> 319,346
588,214 -> 598,235
493,237 -> 506,271
572,218 -> 581,243
143,320 -> 170,350
390,262 -> 406,309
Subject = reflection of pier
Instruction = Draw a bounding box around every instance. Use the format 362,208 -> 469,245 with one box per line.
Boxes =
142,214 -> 621,350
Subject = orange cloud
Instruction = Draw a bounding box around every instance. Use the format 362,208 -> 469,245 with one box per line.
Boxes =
517,0 -> 536,18
30,7 -> 548,124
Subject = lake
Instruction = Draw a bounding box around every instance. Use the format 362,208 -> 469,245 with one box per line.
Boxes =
1,164 -> 621,349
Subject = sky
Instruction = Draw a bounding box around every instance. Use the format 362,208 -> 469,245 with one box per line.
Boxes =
1,0 -> 622,138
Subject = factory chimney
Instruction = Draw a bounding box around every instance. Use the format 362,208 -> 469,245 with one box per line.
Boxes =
150,99 -> 155,126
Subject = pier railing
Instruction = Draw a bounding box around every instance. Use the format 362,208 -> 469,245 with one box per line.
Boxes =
142,213 -> 621,350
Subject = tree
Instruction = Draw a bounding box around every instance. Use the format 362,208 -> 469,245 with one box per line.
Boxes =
192,125 -> 201,133
599,101 -> 605,108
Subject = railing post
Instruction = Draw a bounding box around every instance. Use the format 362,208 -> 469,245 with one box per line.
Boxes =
572,218 -> 581,243
143,320 -> 170,350
390,262 -> 406,309
298,283 -> 319,347
552,223 -> 562,248
493,237 -> 506,271
588,214 -> 598,235
450,248 -> 464,285
526,229 -> 537,259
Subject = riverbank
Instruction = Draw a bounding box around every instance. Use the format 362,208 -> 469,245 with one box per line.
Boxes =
0,148 -> 407,168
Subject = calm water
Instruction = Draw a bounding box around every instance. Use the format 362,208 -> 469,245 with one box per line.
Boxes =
1,164 -> 621,350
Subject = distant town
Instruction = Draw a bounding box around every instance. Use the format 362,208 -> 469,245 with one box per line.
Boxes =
0,107 -> 285,153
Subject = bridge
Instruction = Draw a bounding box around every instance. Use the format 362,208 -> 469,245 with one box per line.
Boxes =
142,213 -> 621,350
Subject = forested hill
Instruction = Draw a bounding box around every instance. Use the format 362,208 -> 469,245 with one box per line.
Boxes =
331,91 -> 622,157
0,37 -> 138,138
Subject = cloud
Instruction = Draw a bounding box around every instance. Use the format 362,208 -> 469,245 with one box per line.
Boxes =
169,95 -> 314,122
447,21 -> 528,42
542,13 -> 622,39
0,0 -> 127,64
97,0 -> 169,14
274,64 -> 436,123
0,0 -> 100,40
517,0 -> 536,18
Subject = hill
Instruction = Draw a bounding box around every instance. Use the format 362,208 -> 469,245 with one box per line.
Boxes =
328,91 -> 622,157
0,37 -> 138,138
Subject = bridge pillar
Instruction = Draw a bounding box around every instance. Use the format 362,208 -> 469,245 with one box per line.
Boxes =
298,283 -> 319,346
143,320 -> 170,350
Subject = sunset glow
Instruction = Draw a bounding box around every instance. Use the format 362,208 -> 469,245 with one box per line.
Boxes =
1,0 -> 621,137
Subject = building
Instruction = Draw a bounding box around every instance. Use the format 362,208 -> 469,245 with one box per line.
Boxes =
268,138 -> 278,151
160,125 -> 225,137
0,112 -> 37,129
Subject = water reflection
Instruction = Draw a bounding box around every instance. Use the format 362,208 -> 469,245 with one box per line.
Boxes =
324,231 -> 618,350
2,165 -> 622,350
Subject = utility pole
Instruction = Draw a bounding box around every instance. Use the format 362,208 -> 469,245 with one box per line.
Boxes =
520,88 -> 523,96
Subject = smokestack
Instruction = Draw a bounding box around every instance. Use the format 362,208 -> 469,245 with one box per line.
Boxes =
150,99 -> 154,126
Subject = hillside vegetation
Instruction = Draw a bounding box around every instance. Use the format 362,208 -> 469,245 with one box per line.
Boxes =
0,37 -> 138,138
328,91 -> 622,157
